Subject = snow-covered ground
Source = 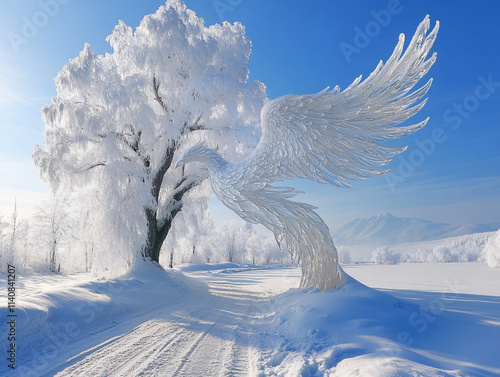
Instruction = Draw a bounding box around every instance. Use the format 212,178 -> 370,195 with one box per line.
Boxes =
344,231 -> 495,262
1,262 -> 499,376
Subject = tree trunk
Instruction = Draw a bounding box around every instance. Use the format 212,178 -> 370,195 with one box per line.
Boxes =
141,175 -> 201,264
49,241 -> 57,273
142,207 -> 176,264
139,76 -> 208,266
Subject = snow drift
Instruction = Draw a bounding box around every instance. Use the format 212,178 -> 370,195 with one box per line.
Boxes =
2,263 -> 499,376
2,262 -> 206,376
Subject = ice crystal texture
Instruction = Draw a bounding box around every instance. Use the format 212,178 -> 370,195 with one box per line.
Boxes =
178,16 -> 439,291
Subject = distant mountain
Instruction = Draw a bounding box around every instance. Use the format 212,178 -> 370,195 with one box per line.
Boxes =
488,222 -> 500,230
332,211 -> 494,246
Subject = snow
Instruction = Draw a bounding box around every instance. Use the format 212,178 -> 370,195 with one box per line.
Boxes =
262,263 -> 500,376
484,229 -> 500,268
176,16 -> 441,292
371,246 -> 401,265
369,231 -> 495,265
2,263 -> 499,376
2,2 -> 496,374
29,0 -> 267,278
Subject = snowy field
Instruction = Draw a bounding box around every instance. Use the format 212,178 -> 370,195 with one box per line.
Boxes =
1,262 -> 499,376
340,231 -> 495,262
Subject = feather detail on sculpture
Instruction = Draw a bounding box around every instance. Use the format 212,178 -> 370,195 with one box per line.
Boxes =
176,16 -> 439,291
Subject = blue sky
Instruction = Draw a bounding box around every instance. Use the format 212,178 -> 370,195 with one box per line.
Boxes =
1,0 -> 499,230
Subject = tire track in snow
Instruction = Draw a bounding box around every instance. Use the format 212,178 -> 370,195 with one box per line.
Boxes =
112,323 -> 189,376
221,337 -> 250,377
170,322 -> 222,376
220,305 -> 257,376
50,268 -> 294,376
54,319 -> 184,376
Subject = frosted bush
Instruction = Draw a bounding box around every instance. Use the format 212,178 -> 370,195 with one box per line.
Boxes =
395,233 -> 493,264
484,230 -> 500,268
371,247 -> 400,265
428,245 -> 454,263
338,246 -> 351,264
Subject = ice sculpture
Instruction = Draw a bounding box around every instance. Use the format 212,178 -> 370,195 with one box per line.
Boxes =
176,16 -> 439,291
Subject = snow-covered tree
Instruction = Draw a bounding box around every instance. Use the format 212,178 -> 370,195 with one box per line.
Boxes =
30,195 -> 71,273
0,216 -> 8,253
207,221 -> 285,265
371,247 -> 400,265
337,246 -> 351,264
0,202 -> 31,273
159,195 -> 214,267
9,200 -> 18,253
0,215 -> 11,272
484,230 -> 500,268
32,1 -> 266,275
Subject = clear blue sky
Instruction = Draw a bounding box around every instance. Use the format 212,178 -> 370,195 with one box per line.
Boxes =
1,0 -> 499,229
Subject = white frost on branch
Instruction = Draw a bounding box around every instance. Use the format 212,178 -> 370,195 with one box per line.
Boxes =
32,0 -> 266,276
484,230 -> 500,268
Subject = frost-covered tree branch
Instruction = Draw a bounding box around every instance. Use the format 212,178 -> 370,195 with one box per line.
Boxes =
152,75 -> 168,113
147,175 -> 203,262
32,0 -> 265,276
153,75 -> 207,136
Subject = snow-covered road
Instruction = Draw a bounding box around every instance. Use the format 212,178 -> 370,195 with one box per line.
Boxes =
32,266 -> 299,376
4,263 -> 500,376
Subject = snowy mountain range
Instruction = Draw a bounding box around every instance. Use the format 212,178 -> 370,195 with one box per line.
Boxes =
332,211 -> 495,246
